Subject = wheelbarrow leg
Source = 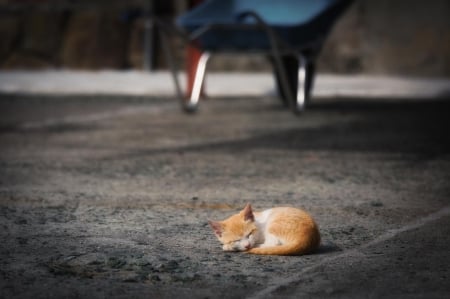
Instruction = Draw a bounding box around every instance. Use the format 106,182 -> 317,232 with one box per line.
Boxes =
185,51 -> 211,112
273,54 -> 313,113
296,54 -> 307,112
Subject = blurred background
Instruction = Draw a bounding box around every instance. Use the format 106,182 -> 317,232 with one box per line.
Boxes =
1,2 -> 450,297
0,0 -> 449,77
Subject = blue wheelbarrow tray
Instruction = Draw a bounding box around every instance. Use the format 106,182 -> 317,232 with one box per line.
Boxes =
177,0 -> 352,52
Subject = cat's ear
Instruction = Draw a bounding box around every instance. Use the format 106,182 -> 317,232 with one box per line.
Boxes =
208,220 -> 223,237
243,203 -> 254,222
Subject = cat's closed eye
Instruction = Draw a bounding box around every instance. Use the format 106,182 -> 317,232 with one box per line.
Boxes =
246,230 -> 256,238
226,239 -> 241,245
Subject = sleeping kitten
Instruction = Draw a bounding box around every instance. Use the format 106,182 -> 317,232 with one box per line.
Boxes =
209,203 -> 320,255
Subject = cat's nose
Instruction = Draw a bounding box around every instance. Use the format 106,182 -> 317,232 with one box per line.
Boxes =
245,244 -> 251,250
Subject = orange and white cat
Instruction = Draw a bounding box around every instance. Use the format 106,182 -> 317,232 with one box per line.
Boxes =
209,204 -> 320,256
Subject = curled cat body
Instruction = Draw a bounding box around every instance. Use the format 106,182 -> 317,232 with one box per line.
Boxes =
209,204 -> 320,256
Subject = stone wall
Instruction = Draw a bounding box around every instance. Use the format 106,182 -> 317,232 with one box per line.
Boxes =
0,0 -> 178,70
0,0 -> 449,77
319,0 -> 450,76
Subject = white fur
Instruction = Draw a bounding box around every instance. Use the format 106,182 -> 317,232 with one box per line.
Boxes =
256,209 -> 272,223
254,209 -> 283,248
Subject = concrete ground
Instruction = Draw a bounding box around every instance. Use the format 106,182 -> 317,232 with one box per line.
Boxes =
0,72 -> 450,298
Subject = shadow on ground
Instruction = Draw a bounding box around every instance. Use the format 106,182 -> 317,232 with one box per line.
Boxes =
0,94 -> 449,298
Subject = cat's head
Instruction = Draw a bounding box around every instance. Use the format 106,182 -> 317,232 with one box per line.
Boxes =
208,204 -> 258,252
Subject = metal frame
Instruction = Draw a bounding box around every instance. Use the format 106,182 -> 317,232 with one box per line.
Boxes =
156,14 -> 321,114
297,54 -> 308,112
187,51 -> 211,112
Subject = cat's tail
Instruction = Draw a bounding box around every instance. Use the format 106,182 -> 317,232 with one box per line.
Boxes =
247,232 -> 320,256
